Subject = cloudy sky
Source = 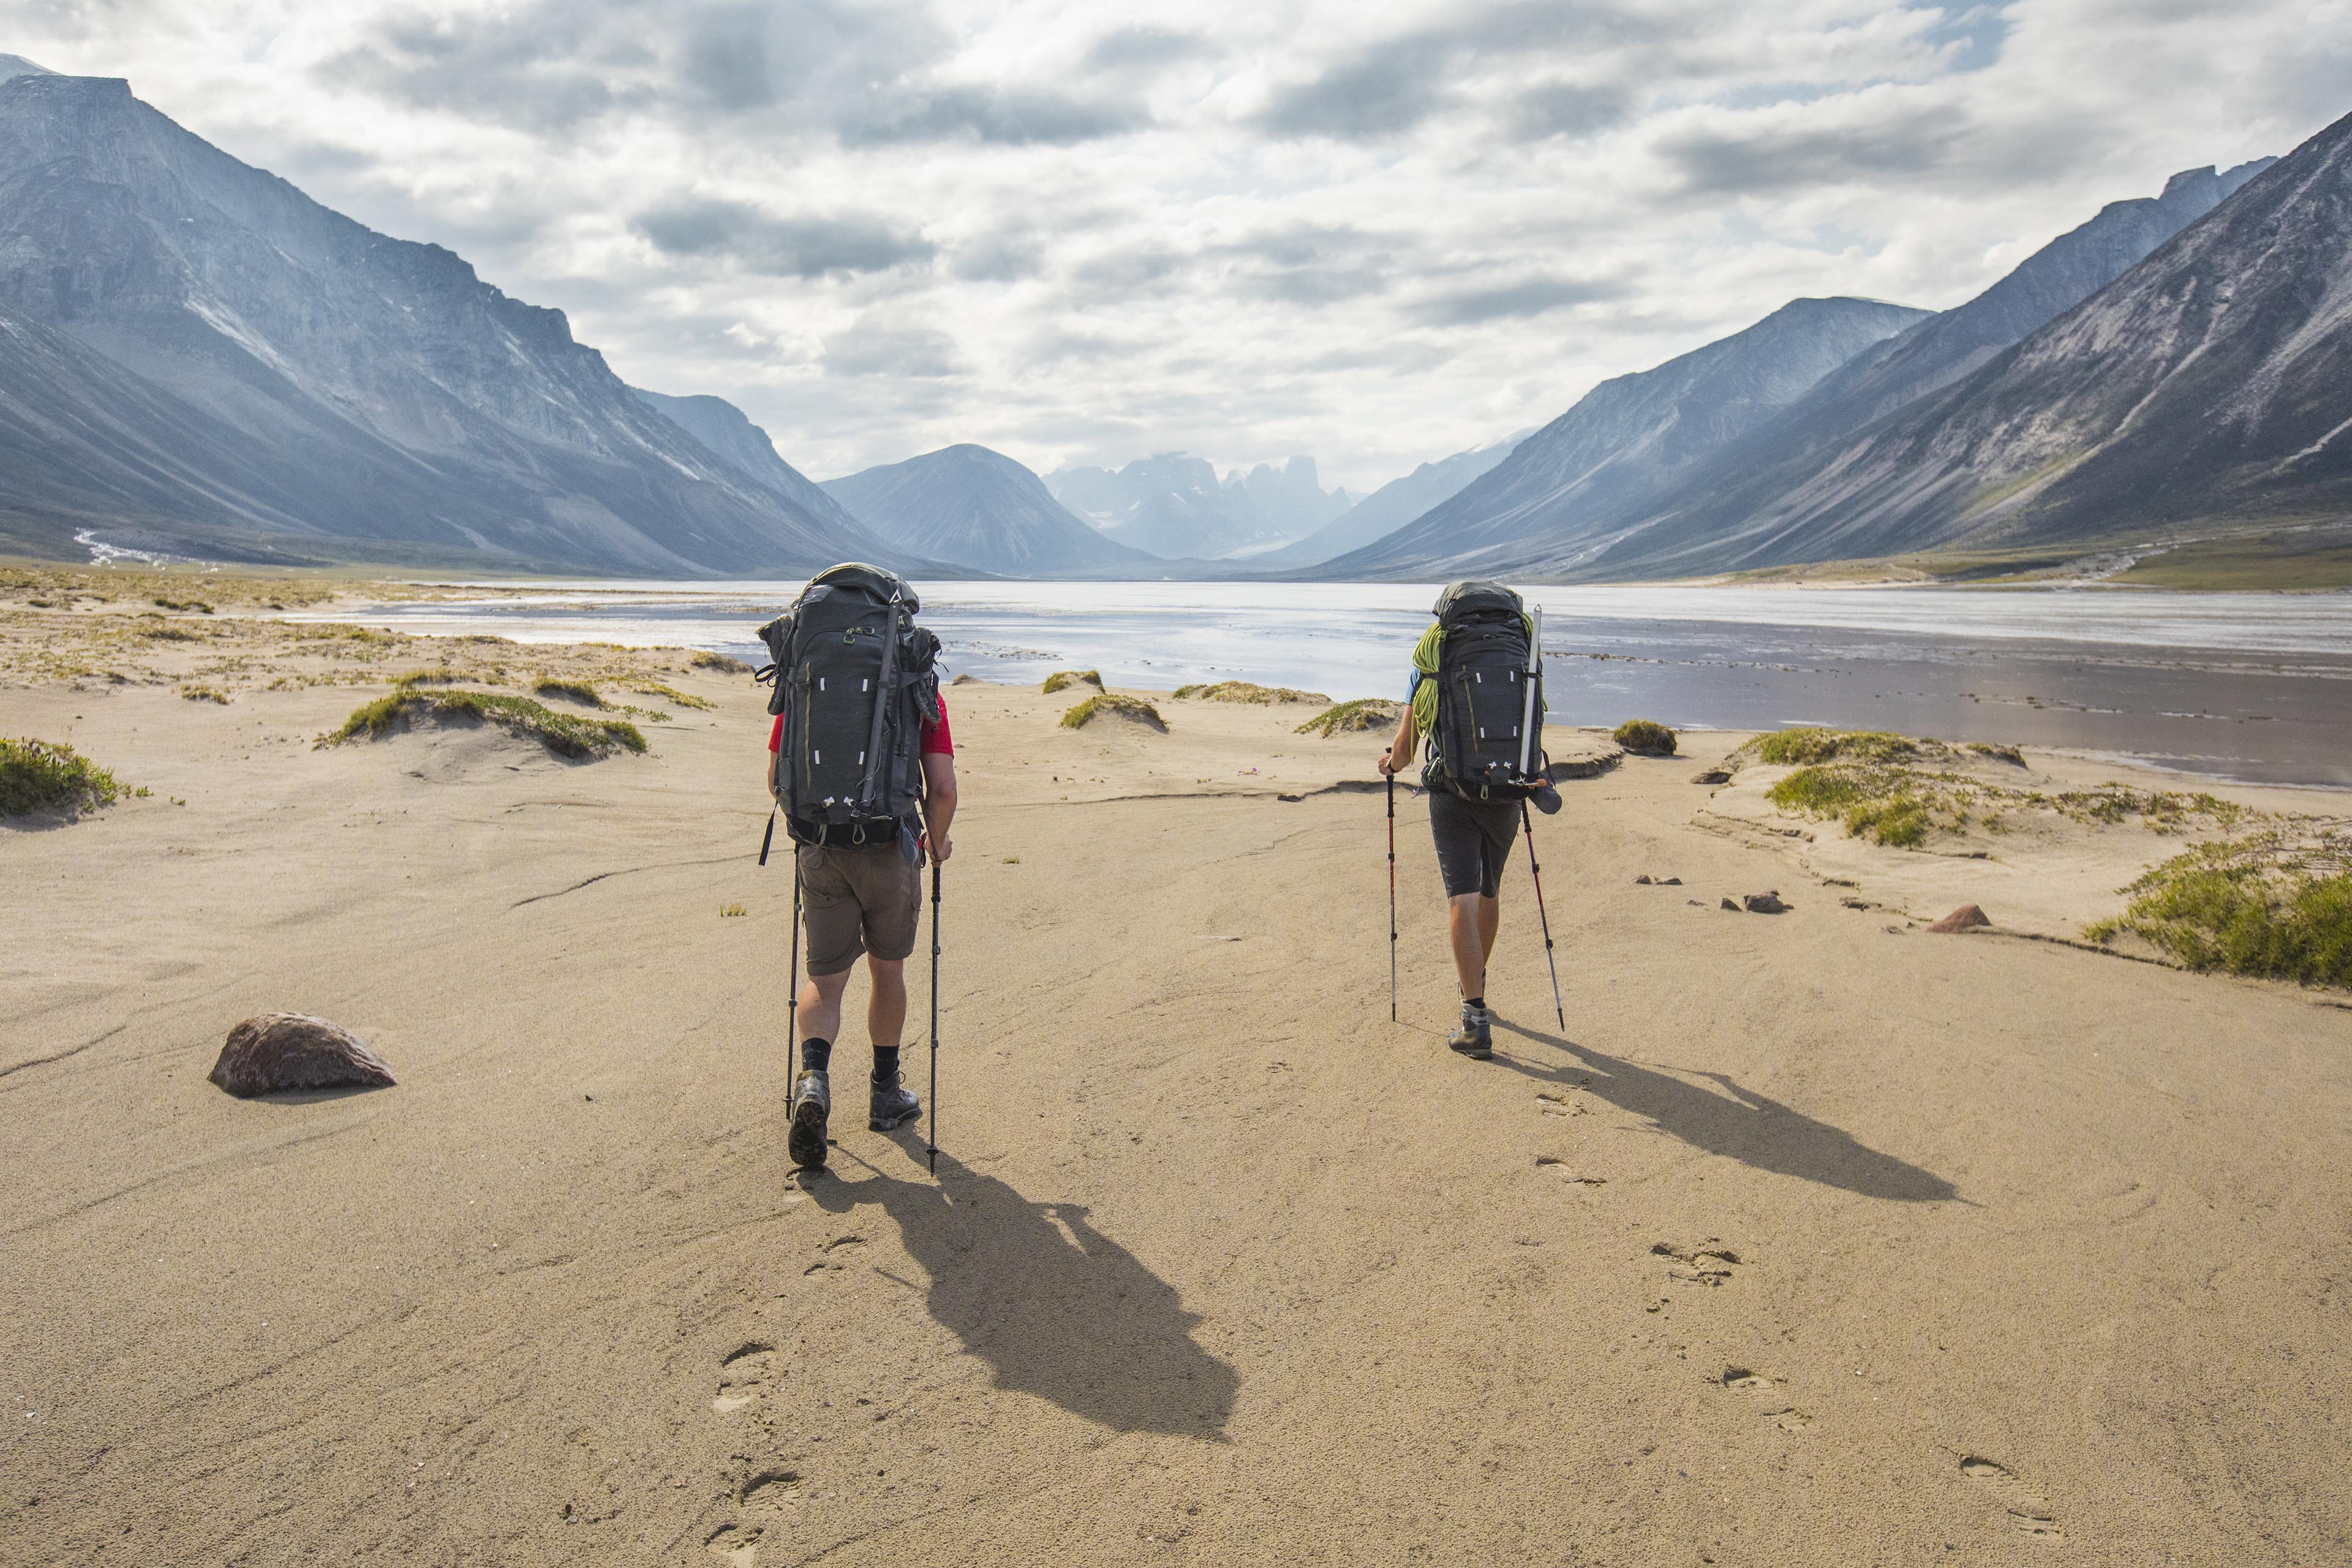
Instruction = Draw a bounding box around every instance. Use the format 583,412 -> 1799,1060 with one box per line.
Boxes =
9,1 -> 2348,491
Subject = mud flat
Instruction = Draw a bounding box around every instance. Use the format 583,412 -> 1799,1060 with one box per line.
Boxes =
2,576 -> 2349,1566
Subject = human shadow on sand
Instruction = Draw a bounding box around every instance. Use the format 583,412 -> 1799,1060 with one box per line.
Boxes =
1492,1018 -> 1957,1203
807,1152 -> 1235,1438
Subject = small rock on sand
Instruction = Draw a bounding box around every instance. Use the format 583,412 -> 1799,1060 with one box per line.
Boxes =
1929,903 -> 1991,933
1721,897 -> 1741,911
209,1012 -> 396,1098
1744,891 -> 1787,914
1691,767 -> 1732,785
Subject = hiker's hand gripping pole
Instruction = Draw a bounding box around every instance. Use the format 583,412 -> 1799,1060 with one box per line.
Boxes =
1521,799 -> 1565,1030
1385,773 -> 1398,1022
927,858 -> 942,1175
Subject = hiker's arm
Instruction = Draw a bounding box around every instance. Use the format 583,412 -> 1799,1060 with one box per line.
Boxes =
1376,703 -> 1417,777
921,752 -> 957,862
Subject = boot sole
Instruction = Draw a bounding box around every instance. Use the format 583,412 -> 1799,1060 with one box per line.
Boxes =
788,1094 -> 830,1168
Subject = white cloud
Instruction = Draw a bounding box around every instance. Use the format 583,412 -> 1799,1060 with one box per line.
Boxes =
9,0 -> 2347,490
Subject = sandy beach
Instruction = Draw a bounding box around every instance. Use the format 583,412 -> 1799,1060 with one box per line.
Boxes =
3,581 -> 2349,1566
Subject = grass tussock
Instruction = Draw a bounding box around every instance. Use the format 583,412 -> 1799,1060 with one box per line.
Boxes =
1613,718 -> 1678,756
634,681 -> 714,710
1042,669 -> 1103,695
394,666 -> 467,688
2087,831 -> 2352,987
692,649 -> 752,674
1,737 -> 129,817
1751,728 -> 1926,766
1295,698 -> 1403,737
153,597 -> 214,614
326,690 -> 647,759
533,678 -> 606,707
1060,693 -> 1164,731
1172,680 -> 1332,704
179,684 -> 230,704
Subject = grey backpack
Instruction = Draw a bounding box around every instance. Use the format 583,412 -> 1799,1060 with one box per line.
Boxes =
756,564 -> 940,844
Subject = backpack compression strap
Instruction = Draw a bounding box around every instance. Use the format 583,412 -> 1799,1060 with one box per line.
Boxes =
856,592 -> 904,815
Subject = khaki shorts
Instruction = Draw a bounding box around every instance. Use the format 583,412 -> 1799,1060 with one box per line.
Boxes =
796,840 -> 921,976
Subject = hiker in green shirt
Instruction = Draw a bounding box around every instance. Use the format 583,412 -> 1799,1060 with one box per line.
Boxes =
1376,608 -> 1534,1059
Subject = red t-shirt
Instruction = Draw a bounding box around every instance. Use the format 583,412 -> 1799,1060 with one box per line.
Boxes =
768,688 -> 952,756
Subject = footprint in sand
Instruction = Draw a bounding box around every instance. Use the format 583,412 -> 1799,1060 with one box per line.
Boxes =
714,1343 -> 774,1414
1717,1366 -> 1812,1431
705,1523 -> 762,1565
1535,1089 -> 1587,1118
741,1468 -> 802,1509
1961,1455 -> 2063,1539
1654,1239 -> 1743,1286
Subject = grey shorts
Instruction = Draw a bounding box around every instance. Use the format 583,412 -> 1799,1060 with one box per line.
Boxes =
1430,789 -> 1520,899
796,841 -> 921,976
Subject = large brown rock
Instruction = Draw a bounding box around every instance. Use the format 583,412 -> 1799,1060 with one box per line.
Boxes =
209,1012 -> 396,1098
1929,904 -> 1991,933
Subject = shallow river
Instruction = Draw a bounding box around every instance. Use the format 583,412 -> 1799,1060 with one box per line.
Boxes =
315,581 -> 2352,788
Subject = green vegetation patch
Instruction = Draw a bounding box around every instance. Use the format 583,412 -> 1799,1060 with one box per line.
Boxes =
326,690 -> 646,759
634,681 -> 714,710
1172,680 -> 1332,704
1294,698 -> 1404,737
2088,831 -> 2352,987
1042,669 -> 1103,695
1750,728 -> 1930,766
0,737 -> 128,817
691,649 -> 753,674
533,678 -> 606,707
1613,718 -> 1678,756
395,666 -> 467,688
179,684 -> 230,704
1060,693 -> 1164,731
153,597 -> 214,613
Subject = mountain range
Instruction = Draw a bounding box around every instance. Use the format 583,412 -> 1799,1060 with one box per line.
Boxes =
1338,148 -> 2310,581
1045,454 -> 1351,559
0,48 -> 2342,588
821,445 -> 1156,576
0,62 -> 908,575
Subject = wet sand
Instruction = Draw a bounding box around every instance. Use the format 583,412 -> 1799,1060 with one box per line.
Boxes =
2,601 -> 2350,1566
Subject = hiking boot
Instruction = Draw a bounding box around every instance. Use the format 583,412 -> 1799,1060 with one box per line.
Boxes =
1448,1001 -> 1493,1060
788,1069 -> 831,1169
869,1071 -> 921,1132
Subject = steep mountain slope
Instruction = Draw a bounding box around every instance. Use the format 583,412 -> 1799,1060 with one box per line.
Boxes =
1589,115 -> 2352,578
0,70 -> 897,574
628,386 -> 870,538
1252,429 -> 1532,568
1327,296 -> 1931,577
822,445 -> 1156,575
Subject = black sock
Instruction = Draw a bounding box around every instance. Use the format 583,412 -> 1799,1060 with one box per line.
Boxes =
801,1036 -> 832,1074
1467,997 -> 1485,1011
872,1046 -> 900,1083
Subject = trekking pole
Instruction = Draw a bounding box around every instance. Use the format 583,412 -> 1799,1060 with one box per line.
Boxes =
787,853 -> 801,1049
1385,772 -> 1398,1022
927,860 -> 942,1175
1520,800 -> 1565,1030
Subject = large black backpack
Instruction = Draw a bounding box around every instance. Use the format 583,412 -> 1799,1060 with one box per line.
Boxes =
1427,579 -> 1545,802
756,564 -> 940,844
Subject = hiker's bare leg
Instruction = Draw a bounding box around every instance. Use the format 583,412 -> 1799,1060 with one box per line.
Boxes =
1479,893 -> 1499,967
866,957 -> 907,1050
798,968 -> 852,1050
1448,892 -> 1489,998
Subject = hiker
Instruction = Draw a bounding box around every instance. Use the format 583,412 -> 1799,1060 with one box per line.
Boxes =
1375,579 -> 1557,1059
758,565 -> 957,1170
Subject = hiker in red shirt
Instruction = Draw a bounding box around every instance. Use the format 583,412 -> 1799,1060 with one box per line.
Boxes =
758,567 -> 959,1169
